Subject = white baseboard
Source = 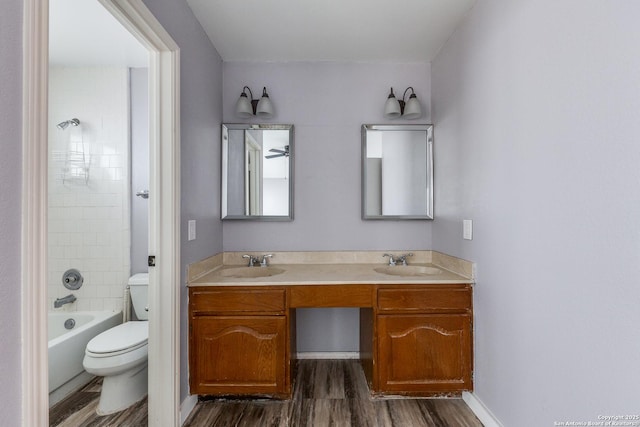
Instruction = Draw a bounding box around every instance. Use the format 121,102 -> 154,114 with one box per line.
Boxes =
462,392 -> 503,427
180,394 -> 198,426
296,352 -> 360,359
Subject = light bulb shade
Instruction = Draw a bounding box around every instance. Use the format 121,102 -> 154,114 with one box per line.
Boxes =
384,96 -> 401,119
403,95 -> 421,119
256,88 -> 274,118
235,93 -> 253,118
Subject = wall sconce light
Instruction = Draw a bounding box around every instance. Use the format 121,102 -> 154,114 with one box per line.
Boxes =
235,86 -> 274,119
383,87 -> 422,119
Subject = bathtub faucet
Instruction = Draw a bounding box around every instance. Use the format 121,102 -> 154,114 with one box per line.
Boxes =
54,294 -> 76,308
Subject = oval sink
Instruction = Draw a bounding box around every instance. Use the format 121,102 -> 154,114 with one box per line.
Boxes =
374,266 -> 443,277
218,267 -> 285,279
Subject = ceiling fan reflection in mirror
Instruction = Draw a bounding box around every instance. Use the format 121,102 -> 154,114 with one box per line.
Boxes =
265,145 -> 290,159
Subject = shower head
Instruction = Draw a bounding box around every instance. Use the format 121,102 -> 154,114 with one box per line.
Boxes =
57,118 -> 80,130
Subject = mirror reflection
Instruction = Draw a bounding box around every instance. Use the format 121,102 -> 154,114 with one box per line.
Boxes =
222,124 -> 294,220
362,124 -> 433,219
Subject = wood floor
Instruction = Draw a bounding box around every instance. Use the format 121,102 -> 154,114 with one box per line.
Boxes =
49,378 -> 147,427
50,360 -> 483,427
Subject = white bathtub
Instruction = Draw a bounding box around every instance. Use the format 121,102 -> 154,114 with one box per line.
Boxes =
48,311 -> 122,402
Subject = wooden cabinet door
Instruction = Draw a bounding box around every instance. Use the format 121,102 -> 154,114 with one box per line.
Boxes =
190,315 -> 288,396
377,314 -> 472,394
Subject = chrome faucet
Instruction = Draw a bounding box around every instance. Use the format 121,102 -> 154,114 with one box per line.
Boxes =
242,254 -> 260,267
397,253 -> 414,266
242,254 -> 274,267
383,254 -> 397,266
383,253 -> 414,266
260,254 -> 273,267
54,294 -> 76,308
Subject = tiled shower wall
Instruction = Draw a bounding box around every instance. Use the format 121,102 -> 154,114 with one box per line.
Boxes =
48,67 -> 130,312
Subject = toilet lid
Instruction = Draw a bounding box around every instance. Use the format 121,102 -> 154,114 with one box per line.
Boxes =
86,321 -> 148,354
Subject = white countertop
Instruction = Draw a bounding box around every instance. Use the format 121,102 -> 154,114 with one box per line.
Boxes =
189,260 -> 473,287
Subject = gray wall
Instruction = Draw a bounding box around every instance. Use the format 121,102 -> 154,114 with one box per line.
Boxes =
222,62 -> 432,354
141,0 -> 223,402
0,0 -> 22,425
431,0 -> 640,425
10,1 -> 637,420
130,67 -> 149,274
222,61 -> 432,251
5,0 -> 221,415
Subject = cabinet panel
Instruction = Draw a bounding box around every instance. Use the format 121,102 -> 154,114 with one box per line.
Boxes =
377,314 -> 472,394
188,282 -> 473,398
190,315 -> 288,395
191,288 -> 286,314
378,286 -> 471,313
290,285 -> 373,307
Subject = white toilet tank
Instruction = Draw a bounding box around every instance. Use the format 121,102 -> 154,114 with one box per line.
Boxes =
128,273 -> 149,321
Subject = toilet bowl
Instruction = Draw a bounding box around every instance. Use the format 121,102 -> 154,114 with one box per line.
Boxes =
83,273 -> 149,415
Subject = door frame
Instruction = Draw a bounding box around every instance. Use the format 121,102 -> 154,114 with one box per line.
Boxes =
21,1 -> 181,425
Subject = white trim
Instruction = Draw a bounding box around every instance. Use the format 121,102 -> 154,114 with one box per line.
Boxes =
97,1 -> 181,426
296,352 -> 361,359
22,1 -> 180,426
462,391 -> 504,427
180,395 -> 198,426
22,1 -> 50,424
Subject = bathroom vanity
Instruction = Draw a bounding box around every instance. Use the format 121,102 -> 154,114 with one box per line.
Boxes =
187,251 -> 473,398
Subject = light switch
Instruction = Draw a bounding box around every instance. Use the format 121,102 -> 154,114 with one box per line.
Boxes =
188,220 -> 196,241
463,219 -> 473,240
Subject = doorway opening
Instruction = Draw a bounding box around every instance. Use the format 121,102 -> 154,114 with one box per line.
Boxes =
22,0 -> 180,424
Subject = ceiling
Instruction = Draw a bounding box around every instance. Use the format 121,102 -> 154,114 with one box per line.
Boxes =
49,0 -> 147,67
49,0 -> 475,66
186,0 -> 476,62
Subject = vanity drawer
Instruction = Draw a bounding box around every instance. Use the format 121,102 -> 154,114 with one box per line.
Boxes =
377,286 -> 471,313
289,284 -> 373,308
190,287 -> 286,314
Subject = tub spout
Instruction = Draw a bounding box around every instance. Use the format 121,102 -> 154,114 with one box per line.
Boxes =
54,294 -> 76,308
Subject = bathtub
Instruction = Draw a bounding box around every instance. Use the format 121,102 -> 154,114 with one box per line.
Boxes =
48,311 -> 122,402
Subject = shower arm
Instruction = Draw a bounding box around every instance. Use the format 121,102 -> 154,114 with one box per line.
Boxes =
56,118 -> 80,130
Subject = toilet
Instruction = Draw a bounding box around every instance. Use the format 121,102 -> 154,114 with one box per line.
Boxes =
83,273 -> 149,415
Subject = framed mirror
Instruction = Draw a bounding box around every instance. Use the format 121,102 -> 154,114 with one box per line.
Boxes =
362,124 -> 433,220
222,124 -> 294,220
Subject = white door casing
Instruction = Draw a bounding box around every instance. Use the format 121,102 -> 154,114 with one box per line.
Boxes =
21,1 -> 181,425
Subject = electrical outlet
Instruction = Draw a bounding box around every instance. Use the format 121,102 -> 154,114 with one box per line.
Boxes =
188,220 -> 196,241
463,219 -> 473,240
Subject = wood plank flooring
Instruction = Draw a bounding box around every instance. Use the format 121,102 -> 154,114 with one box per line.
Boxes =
184,360 -> 483,427
50,360 -> 483,427
49,378 -> 147,427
